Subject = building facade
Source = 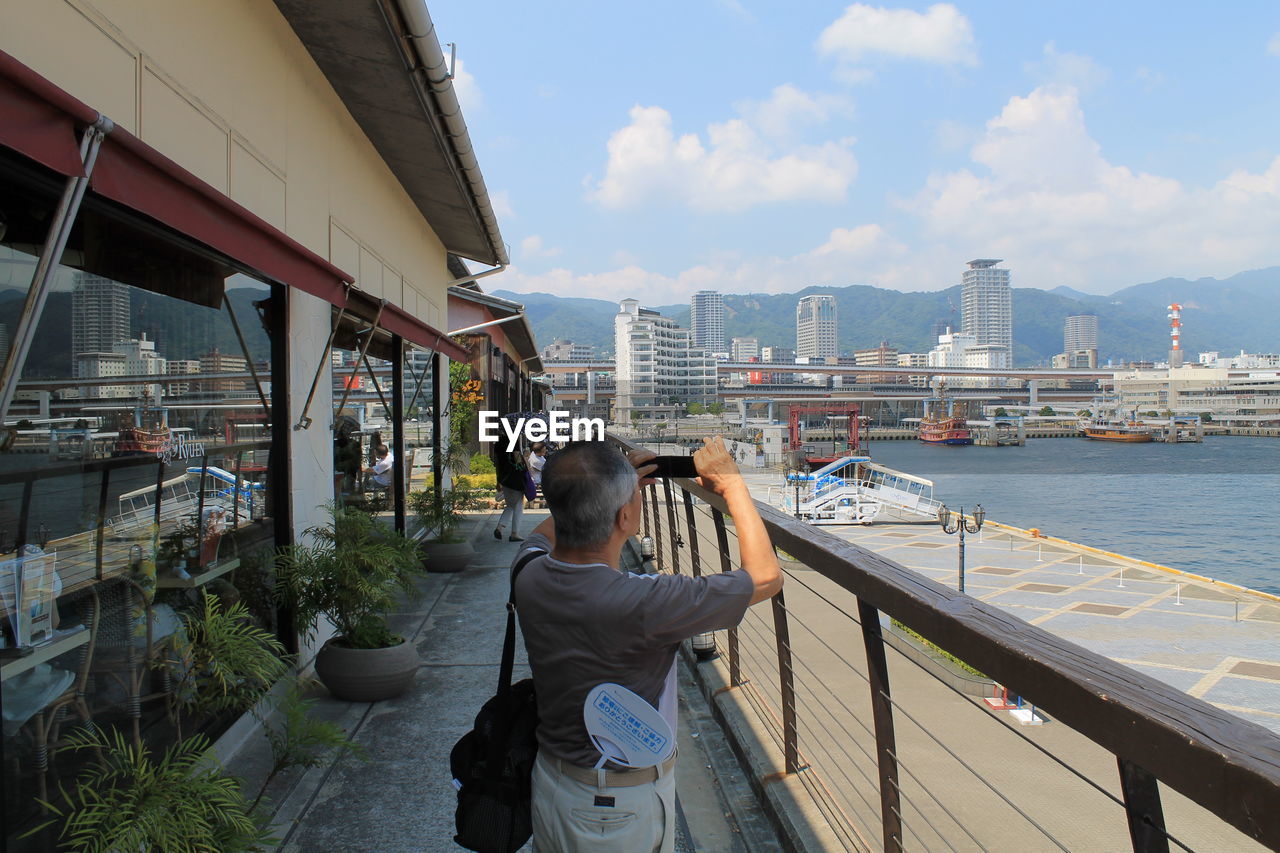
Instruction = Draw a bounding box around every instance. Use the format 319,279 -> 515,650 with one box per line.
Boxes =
71,273 -> 131,361
1111,366 -> 1280,425
1064,313 -> 1098,353
796,294 -> 837,359
731,336 -> 759,361
0,2 -> 513,841
615,299 -> 716,421
542,339 -> 596,362
961,259 -> 1012,356
690,290 -> 726,354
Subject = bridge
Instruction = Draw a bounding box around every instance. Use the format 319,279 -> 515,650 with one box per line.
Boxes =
539,360 -> 1114,381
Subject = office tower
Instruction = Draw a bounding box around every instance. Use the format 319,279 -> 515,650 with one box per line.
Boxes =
854,342 -> 898,383
730,337 -> 759,361
796,295 -> 837,359
615,299 -> 716,420
1064,314 -> 1098,353
690,290 -> 725,354
71,272 -> 131,361
960,259 -> 1012,354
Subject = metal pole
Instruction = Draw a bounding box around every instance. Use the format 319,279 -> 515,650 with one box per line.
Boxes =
958,521 -> 966,594
859,599 -> 903,851
391,337 -> 406,534
431,352 -> 445,506
0,119 -> 111,424
711,507 -> 740,686
772,585 -> 799,774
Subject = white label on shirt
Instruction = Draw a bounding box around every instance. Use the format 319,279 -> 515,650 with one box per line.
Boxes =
583,682 -> 674,769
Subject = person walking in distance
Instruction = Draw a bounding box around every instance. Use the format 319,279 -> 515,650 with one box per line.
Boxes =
512,436 -> 782,852
494,446 -> 528,542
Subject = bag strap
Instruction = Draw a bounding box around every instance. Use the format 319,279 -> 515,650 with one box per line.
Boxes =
499,548 -> 545,695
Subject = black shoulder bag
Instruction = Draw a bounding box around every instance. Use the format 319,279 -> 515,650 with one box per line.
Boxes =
450,549 -> 544,853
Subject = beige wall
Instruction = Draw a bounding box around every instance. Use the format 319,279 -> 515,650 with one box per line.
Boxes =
1,0 -> 447,328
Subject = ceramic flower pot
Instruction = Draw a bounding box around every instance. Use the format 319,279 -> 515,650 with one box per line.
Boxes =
420,540 -> 476,573
314,636 -> 419,702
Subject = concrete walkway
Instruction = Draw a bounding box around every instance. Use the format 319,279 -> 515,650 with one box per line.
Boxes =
226,509 -> 780,852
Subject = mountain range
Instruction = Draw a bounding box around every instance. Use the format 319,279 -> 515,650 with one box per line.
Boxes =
495,267 -> 1280,364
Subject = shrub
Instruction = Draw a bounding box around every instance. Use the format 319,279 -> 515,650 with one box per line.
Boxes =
469,453 -> 495,475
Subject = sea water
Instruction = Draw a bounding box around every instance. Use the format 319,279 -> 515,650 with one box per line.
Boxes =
865,436 -> 1280,595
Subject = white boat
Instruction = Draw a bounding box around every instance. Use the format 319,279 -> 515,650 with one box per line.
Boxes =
772,457 -> 942,525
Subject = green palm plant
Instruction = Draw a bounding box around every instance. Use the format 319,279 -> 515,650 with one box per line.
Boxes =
30,728 -> 272,853
273,503 -> 423,650
161,591 -> 291,740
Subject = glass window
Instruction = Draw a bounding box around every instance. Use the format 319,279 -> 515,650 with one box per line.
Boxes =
1,157 -> 285,846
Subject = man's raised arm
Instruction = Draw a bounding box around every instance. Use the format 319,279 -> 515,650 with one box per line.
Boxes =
693,436 -> 782,605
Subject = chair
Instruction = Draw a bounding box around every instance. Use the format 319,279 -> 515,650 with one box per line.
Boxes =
86,578 -> 174,746
28,588 -> 100,802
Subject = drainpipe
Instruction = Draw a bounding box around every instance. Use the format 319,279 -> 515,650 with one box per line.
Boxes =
394,0 -> 509,266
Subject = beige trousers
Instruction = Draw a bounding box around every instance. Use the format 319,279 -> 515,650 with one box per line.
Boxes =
531,752 -> 676,853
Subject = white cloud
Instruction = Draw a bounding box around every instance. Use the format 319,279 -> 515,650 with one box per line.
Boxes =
1268,32 -> 1280,57
451,57 -> 483,113
905,85 -> 1280,291
736,84 -> 854,143
1025,42 -> 1108,92
587,103 -> 858,212
817,3 -> 976,69
519,235 -> 561,259
497,223 -> 906,305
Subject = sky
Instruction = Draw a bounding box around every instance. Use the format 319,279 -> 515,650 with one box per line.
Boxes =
433,1 -> 1280,303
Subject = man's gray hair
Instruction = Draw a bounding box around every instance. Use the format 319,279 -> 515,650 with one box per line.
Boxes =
542,442 -> 638,549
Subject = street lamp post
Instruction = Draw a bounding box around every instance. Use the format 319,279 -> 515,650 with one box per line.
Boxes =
937,504 -> 985,594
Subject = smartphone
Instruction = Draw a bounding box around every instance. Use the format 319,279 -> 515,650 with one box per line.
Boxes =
649,455 -> 698,479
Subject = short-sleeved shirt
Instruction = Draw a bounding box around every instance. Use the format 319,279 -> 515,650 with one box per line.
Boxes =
370,453 -> 394,487
513,532 -> 753,768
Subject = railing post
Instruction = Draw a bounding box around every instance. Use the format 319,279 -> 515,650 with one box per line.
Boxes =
771,582 -> 800,774
641,483 -> 651,541
858,599 -> 903,852
681,489 -> 702,578
95,467 -> 111,580
1118,758 -> 1170,853
662,477 -> 681,575
711,506 -> 741,686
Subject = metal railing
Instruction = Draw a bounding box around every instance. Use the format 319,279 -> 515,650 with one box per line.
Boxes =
614,434 -> 1280,851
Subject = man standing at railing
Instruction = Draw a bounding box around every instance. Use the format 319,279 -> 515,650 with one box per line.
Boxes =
513,436 -> 782,853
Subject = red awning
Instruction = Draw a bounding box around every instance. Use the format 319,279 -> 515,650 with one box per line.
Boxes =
0,50 -> 96,176
0,49 -> 468,362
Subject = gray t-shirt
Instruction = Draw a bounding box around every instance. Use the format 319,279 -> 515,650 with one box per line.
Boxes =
513,533 -> 753,768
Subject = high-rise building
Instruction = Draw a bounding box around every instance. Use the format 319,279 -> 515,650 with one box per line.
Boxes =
960,259 -> 1012,356
615,299 -> 716,421
730,337 -> 759,361
796,295 -> 837,359
71,273 -> 130,361
1064,314 -> 1098,354
690,291 -> 725,354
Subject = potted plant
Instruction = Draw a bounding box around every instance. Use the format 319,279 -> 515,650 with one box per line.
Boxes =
273,504 -> 425,701
409,483 -> 482,573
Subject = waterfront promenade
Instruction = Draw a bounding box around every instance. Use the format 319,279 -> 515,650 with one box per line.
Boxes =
739,468 -> 1280,736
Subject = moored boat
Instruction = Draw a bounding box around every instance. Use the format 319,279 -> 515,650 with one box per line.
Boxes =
919,415 -> 973,445
1081,420 -> 1153,442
